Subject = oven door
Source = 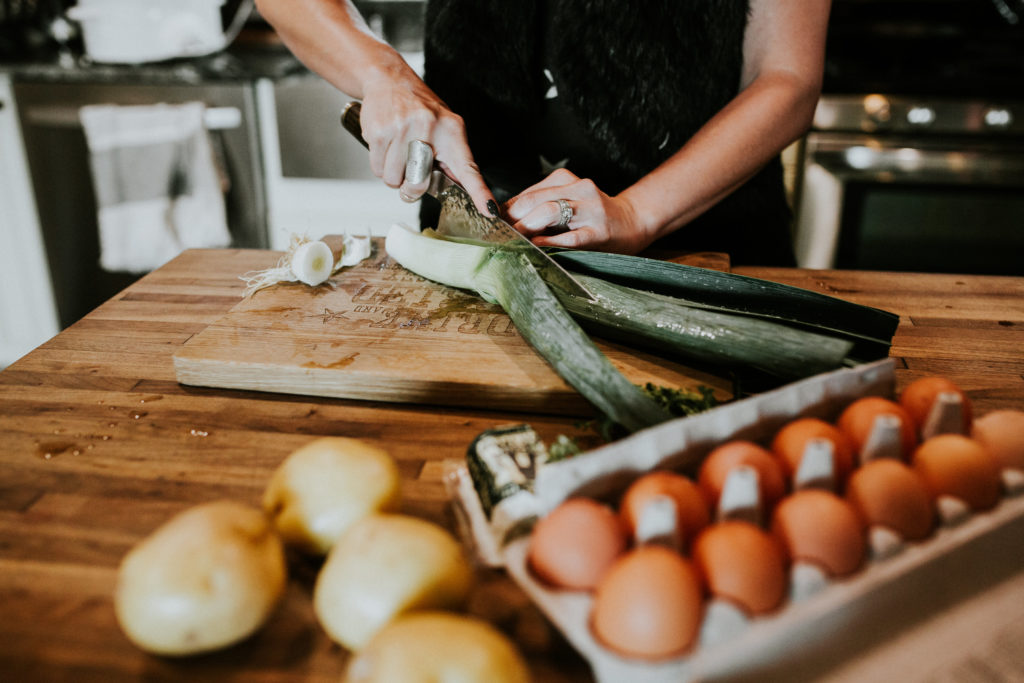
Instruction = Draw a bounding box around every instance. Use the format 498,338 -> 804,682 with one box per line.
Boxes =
794,132 -> 1024,275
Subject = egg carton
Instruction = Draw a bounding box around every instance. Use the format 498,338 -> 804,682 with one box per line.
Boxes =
448,359 -> 1024,682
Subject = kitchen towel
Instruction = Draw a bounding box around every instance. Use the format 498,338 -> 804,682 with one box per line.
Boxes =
80,102 -> 231,273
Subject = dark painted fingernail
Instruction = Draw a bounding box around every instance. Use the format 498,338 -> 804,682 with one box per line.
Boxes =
486,199 -> 499,217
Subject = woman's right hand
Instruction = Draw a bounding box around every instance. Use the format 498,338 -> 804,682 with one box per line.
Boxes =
359,74 -> 495,215
254,0 -> 494,215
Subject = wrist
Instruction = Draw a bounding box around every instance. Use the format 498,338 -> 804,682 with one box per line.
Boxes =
353,43 -> 414,97
617,187 -> 664,246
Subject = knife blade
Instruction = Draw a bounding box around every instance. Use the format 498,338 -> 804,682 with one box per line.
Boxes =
341,101 -> 597,301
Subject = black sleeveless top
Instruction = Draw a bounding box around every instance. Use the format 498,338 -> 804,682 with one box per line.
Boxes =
421,0 -> 796,266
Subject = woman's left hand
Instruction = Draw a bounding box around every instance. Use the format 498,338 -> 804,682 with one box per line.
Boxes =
504,168 -> 655,254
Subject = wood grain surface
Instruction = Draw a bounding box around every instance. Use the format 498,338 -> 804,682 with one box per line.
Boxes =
1,247 -> 1022,683
173,240 -> 733,414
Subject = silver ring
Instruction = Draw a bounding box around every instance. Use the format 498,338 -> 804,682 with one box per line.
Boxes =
556,198 -> 574,228
405,139 -> 434,187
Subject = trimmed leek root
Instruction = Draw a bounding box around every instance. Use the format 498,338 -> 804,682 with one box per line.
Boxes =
385,226 -> 671,433
291,240 -> 334,286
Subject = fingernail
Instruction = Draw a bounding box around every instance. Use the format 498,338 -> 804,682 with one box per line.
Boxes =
486,199 -> 499,217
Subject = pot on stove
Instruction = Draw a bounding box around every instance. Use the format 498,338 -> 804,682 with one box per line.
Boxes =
65,0 -> 252,64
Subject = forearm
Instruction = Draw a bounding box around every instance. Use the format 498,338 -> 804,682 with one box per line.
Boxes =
254,0 -> 414,97
620,70 -> 819,242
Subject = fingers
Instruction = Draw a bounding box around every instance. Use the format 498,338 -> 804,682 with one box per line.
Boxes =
532,229 -> 590,249
430,114 -> 495,215
380,112 -> 433,190
362,99 -> 494,210
399,140 -> 433,202
506,170 -> 594,230
510,199 -> 575,235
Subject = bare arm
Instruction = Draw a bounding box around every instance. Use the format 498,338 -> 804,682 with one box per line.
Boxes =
254,0 -> 494,211
507,0 -> 831,253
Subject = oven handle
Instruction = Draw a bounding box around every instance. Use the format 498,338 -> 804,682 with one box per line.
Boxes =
804,139 -> 1024,185
23,105 -> 243,131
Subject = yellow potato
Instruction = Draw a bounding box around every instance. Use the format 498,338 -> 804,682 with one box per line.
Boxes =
114,501 -> 287,656
263,437 -> 401,555
314,513 -> 473,650
345,612 -> 531,683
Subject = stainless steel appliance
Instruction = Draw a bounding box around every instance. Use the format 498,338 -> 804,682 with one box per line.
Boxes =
795,95 -> 1024,274
792,0 -> 1024,275
14,79 -> 267,328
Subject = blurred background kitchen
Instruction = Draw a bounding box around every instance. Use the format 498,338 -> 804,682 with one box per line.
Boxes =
1,0 -> 1022,369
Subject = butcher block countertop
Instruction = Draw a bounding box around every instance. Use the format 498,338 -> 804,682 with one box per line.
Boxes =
1,247 -> 1023,683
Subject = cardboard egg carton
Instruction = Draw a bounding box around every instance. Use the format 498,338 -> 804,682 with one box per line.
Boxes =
448,358 -> 1024,682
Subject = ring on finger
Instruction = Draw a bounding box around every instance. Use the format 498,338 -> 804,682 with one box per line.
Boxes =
555,198 -> 574,229
405,139 -> 434,187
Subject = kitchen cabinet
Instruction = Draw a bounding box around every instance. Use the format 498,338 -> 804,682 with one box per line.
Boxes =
0,73 -> 59,368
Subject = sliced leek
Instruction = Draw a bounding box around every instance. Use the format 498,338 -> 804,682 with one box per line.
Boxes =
548,250 -> 899,349
291,240 -> 334,286
384,225 -> 672,433
554,274 -> 854,380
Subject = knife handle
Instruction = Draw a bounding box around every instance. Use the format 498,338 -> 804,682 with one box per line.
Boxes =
340,101 -> 369,150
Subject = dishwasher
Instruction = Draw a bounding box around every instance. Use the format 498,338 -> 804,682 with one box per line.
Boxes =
14,80 -> 268,329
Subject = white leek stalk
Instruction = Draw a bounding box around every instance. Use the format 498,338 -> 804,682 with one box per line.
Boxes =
291,240 -> 335,286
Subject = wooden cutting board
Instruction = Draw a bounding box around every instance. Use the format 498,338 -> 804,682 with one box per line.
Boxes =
173,239 -> 732,415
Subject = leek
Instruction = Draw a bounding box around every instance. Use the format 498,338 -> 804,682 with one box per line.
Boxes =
549,250 -> 899,354
554,274 -> 855,380
385,226 -> 672,433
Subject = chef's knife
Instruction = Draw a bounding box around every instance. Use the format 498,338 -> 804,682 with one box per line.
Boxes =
341,101 -> 597,301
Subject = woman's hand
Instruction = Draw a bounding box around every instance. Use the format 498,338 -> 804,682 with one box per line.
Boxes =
254,0 -> 494,214
504,168 -> 655,253
359,76 -> 495,214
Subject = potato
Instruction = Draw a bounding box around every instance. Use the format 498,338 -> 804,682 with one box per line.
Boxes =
345,612 -> 531,683
314,513 -> 473,650
114,501 -> 287,656
263,437 -> 401,555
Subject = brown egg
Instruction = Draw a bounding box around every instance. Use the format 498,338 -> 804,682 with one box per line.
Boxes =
837,396 -> 918,460
619,471 -> 710,546
771,417 -> 856,484
772,490 -> 866,577
971,410 -> 1024,471
846,459 -> 934,541
527,498 -> 628,591
900,376 -> 973,435
912,435 -> 1002,511
698,441 -> 787,515
692,521 -> 787,615
590,546 -> 703,660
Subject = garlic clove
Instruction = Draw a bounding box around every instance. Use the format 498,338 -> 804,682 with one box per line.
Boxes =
339,234 -> 373,268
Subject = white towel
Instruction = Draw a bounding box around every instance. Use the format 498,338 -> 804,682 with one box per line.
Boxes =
80,102 -> 232,274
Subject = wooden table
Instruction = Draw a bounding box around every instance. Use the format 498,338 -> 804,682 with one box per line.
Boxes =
1,248 -> 1022,682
